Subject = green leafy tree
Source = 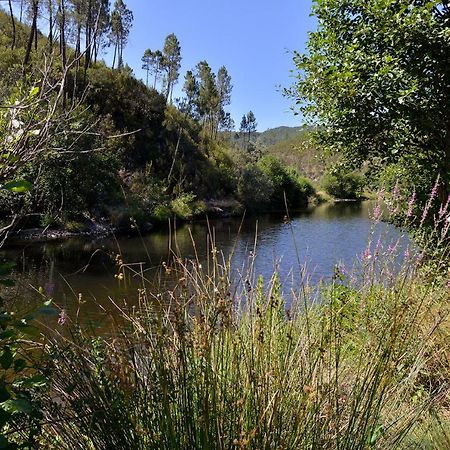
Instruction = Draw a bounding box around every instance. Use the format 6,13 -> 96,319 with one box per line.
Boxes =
246,111 -> 257,139
182,69 -> 199,117
141,48 -> 152,87
239,111 -> 257,149
162,33 -> 182,102
141,49 -> 166,90
196,60 -> 219,136
216,66 -> 233,135
291,0 -> 450,200
110,0 -> 133,69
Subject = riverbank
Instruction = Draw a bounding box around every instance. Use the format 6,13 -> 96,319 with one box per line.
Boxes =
4,194 -> 371,245
3,196 -> 449,449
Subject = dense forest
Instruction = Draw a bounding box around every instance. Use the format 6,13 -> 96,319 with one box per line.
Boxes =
0,1 -> 320,239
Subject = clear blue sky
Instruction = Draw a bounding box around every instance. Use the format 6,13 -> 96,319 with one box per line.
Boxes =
104,0 -> 316,131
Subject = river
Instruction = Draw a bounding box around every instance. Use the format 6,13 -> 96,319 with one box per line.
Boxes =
1,201 -> 408,325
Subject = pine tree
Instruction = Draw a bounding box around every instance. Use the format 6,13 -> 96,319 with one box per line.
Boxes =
110,0 -> 133,69
162,33 -> 182,102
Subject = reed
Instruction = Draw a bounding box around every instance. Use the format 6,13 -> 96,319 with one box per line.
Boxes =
36,226 -> 449,449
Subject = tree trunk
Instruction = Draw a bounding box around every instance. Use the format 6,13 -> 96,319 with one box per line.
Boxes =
34,20 -> 38,50
8,0 -> 16,50
76,25 -> 81,57
48,0 -> 53,53
112,42 -> 117,69
84,0 -> 92,70
23,1 -> 38,67
60,0 -> 67,110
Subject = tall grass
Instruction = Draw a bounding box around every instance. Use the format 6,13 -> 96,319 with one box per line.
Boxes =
34,213 -> 449,449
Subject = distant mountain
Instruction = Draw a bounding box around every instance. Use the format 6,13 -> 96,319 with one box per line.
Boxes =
255,126 -> 304,147
224,125 -> 310,148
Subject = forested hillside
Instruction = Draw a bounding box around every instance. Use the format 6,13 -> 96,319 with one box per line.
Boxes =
0,3 -> 320,237
255,126 -> 303,147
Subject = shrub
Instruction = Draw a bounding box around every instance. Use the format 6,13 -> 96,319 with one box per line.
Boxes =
286,168 -> 316,208
170,193 -> 206,220
322,171 -> 364,199
64,221 -> 86,232
252,156 -> 315,209
237,165 -> 274,211
152,203 -> 172,222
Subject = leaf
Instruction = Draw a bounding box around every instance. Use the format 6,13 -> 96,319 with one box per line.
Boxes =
0,330 -> 15,340
13,359 -> 26,373
0,408 -> 12,429
13,375 -> 47,389
2,397 -> 33,415
0,349 -> 13,370
0,382 -> 11,403
1,180 -> 32,193
29,86 -> 39,98
16,326 -> 39,338
0,263 -> 15,276
0,433 -> 13,450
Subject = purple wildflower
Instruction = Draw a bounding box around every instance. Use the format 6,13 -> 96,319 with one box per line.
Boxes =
406,191 -> 416,218
392,182 -> 400,200
362,247 -> 372,261
58,309 -> 68,326
430,176 -> 440,201
438,195 -> 450,219
388,240 -> 399,255
420,177 -> 440,226
372,203 -> 382,222
371,189 -> 385,222
404,247 -> 410,259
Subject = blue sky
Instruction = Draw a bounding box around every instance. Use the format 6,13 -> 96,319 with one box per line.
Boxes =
105,0 -> 316,131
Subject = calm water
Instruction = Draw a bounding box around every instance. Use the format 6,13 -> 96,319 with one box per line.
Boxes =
1,201 -> 408,322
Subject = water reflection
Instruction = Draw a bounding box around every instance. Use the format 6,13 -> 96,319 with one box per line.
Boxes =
1,201 -> 408,321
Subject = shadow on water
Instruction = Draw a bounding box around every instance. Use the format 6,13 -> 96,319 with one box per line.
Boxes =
1,201 -> 408,325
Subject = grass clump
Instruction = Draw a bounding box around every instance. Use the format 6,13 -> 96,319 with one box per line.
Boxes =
32,236 -> 449,449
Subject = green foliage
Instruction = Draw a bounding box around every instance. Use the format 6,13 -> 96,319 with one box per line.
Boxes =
152,203 -> 172,222
237,165 -> 274,210
376,155 -> 437,207
264,128 -> 330,181
237,156 -> 315,211
257,155 -> 315,208
0,181 -> 52,449
322,170 -> 365,199
291,0 -> 450,199
85,64 -> 167,169
170,193 -> 206,220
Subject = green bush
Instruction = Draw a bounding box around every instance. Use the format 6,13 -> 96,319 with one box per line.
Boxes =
237,165 -> 274,211
170,193 -> 205,220
64,221 -> 86,232
285,168 -> 316,208
248,156 -> 315,209
152,203 -> 172,222
376,156 -> 438,210
322,171 -> 364,199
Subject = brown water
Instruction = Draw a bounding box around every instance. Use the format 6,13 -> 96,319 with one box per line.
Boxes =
1,201 -> 408,326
